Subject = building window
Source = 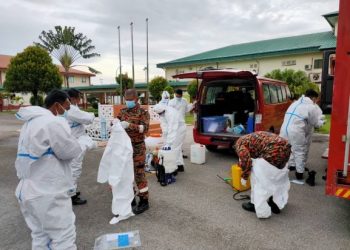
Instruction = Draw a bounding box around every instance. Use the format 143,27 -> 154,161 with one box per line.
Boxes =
249,64 -> 257,68
81,77 -> 87,83
314,59 -> 323,69
282,60 -> 296,66
68,76 -> 75,84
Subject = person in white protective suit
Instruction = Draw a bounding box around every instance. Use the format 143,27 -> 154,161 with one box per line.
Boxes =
168,89 -> 195,159
235,132 -> 292,219
97,120 -> 135,224
65,88 -> 96,205
279,89 -> 324,181
153,103 -> 187,173
160,90 -> 171,105
15,89 -> 82,249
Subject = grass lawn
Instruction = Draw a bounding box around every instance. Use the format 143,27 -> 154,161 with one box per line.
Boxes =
315,114 -> 331,134
185,113 -> 195,125
0,110 -> 17,115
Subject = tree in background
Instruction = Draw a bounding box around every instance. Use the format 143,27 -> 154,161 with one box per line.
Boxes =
4,46 -> 62,105
115,73 -> 134,95
36,26 -> 100,87
265,69 -> 319,97
187,79 -> 198,102
149,76 -> 168,102
164,85 -> 174,99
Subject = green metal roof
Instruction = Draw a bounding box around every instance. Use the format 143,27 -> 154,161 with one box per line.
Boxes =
157,32 -> 336,68
323,11 -> 338,29
0,81 -> 190,93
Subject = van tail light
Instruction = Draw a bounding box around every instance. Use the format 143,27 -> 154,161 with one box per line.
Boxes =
194,113 -> 198,129
254,114 -> 262,131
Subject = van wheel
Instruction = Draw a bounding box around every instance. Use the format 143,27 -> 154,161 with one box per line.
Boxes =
205,145 -> 218,152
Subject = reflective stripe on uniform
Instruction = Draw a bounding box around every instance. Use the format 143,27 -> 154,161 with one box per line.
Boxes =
139,187 -> 149,193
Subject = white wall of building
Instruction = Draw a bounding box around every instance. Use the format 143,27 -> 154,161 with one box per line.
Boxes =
164,52 -> 324,84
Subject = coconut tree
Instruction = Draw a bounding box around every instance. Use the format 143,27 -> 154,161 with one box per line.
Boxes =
36,26 -> 100,87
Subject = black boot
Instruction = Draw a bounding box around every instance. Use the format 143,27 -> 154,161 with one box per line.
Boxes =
288,165 -> 296,171
177,165 -> 184,172
267,197 -> 281,214
242,202 -> 255,213
71,194 -> 87,205
132,197 -> 149,215
306,171 -> 316,186
131,198 -> 137,208
295,172 -> 303,180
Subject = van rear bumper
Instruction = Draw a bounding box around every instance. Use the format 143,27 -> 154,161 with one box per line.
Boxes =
193,128 -> 240,147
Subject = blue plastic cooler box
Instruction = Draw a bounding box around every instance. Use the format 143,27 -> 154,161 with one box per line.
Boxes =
202,116 -> 228,133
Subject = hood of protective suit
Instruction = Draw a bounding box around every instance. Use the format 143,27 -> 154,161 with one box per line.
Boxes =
160,91 -> 170,105
153,103 -> 167,114
16,106 -> 52,121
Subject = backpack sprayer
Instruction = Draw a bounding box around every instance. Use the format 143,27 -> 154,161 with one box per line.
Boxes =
217,164 -> 251,201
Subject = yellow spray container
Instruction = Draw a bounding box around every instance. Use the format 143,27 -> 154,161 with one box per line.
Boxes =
231,164 -> 250,191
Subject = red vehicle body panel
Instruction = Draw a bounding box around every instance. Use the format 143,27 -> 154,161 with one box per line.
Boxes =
326,0 -> 350,199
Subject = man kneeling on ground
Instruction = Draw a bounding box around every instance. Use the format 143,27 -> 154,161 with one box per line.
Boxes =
235,131 -> 291,219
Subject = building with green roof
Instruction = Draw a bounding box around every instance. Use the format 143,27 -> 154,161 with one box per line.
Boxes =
157,12 -> 338,86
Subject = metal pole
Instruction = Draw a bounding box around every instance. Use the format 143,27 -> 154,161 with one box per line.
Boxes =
118,26 -> 123,104
146,18 -> 149,104
343,96 -> 350,176
131,22 -> 135,88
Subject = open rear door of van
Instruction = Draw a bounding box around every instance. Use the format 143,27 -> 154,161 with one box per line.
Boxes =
173,69 -> 256,80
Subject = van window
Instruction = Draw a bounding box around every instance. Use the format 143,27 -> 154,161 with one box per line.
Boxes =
269,85 -> 279,104
281,86 -> 287,101
204,86 -> 224,104
263,84 -> 271,104
285,86 -> 291,99
276,86 -> 283,102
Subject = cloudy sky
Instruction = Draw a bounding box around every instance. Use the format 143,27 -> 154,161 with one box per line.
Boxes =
0,0 -> 339,84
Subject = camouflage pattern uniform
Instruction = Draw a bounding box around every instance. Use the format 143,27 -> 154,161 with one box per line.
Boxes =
118,104 -> 150,199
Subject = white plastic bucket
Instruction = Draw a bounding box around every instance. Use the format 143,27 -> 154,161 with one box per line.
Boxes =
158,149 -> 178,173
190,144 -> 206,164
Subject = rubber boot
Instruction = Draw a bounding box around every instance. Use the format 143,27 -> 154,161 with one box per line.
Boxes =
267,197 -> 281,214
242,202 -> 255,213
295,172 -> 303,180
306,170 -> 316,186
71,194 -> 87,205
177,165 -> 184,172
132,197 -> 149,215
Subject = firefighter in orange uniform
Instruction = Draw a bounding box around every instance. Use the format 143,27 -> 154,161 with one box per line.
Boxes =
117,89 -> 150,215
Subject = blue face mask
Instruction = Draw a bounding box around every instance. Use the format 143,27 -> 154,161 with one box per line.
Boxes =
176,97 -> 182,101
126,100 -> 136,109
57,103 -> 68,118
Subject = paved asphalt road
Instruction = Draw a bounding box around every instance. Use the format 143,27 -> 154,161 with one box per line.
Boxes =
0,112 -> 349,250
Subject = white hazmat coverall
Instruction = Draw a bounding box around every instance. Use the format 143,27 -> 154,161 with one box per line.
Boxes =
168,97 -> 193,123
305,104 -> 325,160
97,120 -> 135,224
279,96 -> 321,174
250,158 -> 290,219
153,104 -> 186,167
15,106 -> 82,250
66,104 -> 96,192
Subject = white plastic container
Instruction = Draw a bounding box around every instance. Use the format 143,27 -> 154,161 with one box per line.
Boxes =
145,135 -> 163,153
190,144 -> 206,164
94,230 -> 141,249
158,149 -> 178,173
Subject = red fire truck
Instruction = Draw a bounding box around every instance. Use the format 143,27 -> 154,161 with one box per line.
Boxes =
326,0 -> 350,199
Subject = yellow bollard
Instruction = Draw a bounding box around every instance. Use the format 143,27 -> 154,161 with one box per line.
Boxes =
231,164 -> 250,191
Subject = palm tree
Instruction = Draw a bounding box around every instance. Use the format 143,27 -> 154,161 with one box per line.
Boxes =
36,26 -> 100,87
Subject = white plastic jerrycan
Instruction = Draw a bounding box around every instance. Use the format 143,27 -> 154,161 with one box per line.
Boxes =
190,144 -> 206,164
